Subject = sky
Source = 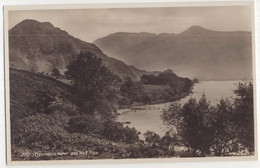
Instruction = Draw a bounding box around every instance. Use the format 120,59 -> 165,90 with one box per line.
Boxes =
8,5 -> 252,42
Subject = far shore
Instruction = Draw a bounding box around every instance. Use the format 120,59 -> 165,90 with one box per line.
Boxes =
116,91 -> 192,115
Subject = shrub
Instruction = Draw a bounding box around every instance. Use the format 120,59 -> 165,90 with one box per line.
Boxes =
51,68 -> 61,77
102,120 -> 139,144
67,115 -> 103,135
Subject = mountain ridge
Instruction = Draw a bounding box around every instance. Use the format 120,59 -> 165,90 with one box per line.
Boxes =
9,19 -> 158,80
94,26 -> 252,80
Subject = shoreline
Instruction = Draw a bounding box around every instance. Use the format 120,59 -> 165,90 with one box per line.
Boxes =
116,91 -> 192,115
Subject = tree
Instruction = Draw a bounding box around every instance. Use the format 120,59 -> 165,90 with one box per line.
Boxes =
65,51 -> 120,117
193,78 -> 199,83
140,69 -> 193,96
233,81 -> 254,153
162,96 -> 216,156
160,131 -> 177,152
210,99 -> 239,156
211,81 -> 254,155
143,131 -> 161,147
119,76 -> 144,106
102,120 -> 139,144
124,126 -> 140,144
210,80 -> 254,156
51,68 -> 61,77
162,81 -> 255,156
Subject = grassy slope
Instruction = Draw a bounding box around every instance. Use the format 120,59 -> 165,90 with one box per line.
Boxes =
9,69 -> 132,161
10,69 -> 71,119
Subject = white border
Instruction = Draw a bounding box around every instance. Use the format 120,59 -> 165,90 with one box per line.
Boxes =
1,0 -> 259,168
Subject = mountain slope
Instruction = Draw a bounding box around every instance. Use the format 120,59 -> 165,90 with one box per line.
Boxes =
9,19 -> 156,80
94,32 -> 156,57
94,26 -> 252,80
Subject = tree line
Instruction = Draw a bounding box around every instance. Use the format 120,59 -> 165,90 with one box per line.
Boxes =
141,69 -> 193,94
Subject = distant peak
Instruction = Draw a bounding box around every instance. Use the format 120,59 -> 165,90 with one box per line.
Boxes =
20,19 -> 40,24
182,25 -> 210,34
42,21 -> 55,27
10,19 -> 68,35
17,19 -> 54,28
189,25 -> 206,30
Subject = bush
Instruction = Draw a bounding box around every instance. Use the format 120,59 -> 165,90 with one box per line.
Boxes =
67,115 -> 103,135
142,147 -> 165,158
12,112 -> 70,150
102,120 -> 139,144
144,131 -> 161,147
51,68 -> 61,77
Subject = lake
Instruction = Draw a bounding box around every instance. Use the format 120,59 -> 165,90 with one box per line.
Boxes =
117,81 -> 240,139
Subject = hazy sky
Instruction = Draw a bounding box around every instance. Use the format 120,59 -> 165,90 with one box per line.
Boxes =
8,5 -> 252,42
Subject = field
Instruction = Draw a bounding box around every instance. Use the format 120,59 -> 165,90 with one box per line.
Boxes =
142,84 -> 168,93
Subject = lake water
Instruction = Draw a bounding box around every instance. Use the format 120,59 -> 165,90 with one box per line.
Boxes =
117,81 -> 240,139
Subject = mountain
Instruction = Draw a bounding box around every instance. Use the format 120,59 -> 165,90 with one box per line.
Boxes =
94,26 -> 252,80
9,19 -> 158,80
94,32 -> 156,56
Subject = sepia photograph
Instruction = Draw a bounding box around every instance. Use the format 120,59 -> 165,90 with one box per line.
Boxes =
4,1 -> 257,165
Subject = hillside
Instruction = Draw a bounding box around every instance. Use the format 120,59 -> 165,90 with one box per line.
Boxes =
94,26 -> 252,80
9,68 -> 192,160
94,32 -> 156,56
9,69 -> 139,160
9,19 -> 157,80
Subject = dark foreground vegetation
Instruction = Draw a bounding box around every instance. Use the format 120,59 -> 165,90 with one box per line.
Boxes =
10,52 -> 254,160
162,81 -> 254,156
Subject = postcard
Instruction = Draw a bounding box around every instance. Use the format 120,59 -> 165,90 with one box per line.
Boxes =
4,1 -> 257,165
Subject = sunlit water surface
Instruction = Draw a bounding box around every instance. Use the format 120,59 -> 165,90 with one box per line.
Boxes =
117,81 -> 239,139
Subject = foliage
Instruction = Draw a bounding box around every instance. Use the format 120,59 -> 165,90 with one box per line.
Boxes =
119,76 -> 144,106
65,51 -> 121,117
143,131 -> 161,147
193,78 -> 199,83
233,81 -> 254,152
11,111 -> 70,150
162,81 -> 254,156
30,88 -> 56,114
160,131 -> 177,152
67,115 -> 104,135
141,69 -> 193,93
68,116 -> 140,144
102,120 -> 139,144
140,69 -> 193,102
118,75 -> 190,105
210,99 -> 239,156
11,68 -> 184,160
127,131 -> 176,158
51,68 -> 61,77
10,56 -> 254,160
